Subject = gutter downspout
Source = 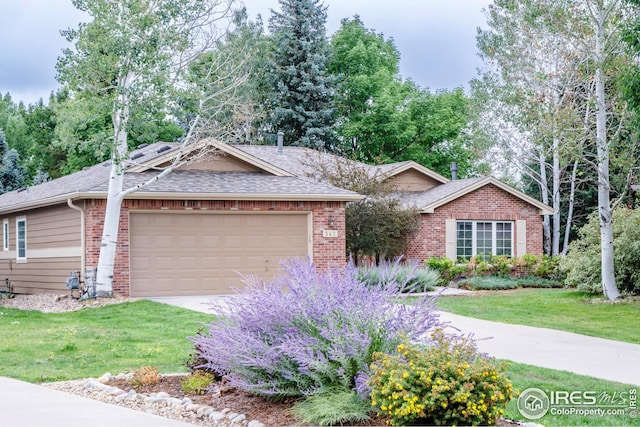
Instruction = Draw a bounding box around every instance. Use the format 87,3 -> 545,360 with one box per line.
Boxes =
67,198 -> 86,281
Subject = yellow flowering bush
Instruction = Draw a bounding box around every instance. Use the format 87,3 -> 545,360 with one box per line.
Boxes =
369,329 -> 515,426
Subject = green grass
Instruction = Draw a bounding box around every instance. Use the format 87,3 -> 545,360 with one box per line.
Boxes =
505,361 -> 638,426
437,288 -> 640,344
0,300 -> 215,382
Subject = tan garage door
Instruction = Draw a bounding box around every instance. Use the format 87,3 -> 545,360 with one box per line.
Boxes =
129,212 -> 310,297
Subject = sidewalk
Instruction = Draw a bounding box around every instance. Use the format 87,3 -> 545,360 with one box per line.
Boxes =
438,311 -> 640,387
0,377 -> 194,427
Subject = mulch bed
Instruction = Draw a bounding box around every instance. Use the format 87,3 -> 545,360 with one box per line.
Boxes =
108,375 -> 523,426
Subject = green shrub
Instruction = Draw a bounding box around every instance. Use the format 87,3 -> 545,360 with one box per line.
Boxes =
562,208 -> 640,295
426,257 -> 466,285
369,330 -> 514,426
359,261 -> 439,293
457,276 -> 519,290
488,255 -> 513,277
518,254 -> 563,280
291,389 -> 372,426
521,253 -> 540,274
516,276 -> 564,288
180,370 -> 215,395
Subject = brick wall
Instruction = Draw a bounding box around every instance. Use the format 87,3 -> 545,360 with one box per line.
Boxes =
405,184 -> 545,262
85,198 -> 347,297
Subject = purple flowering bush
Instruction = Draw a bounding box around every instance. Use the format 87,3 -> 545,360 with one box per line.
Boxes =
192,258 -> 441,407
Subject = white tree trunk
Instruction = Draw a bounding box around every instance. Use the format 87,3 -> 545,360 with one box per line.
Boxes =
95,90 -> 130,297
594,6 -> 621,300
562,160 -> 579,256
539,150 -> 552,255
552,135 -> 561,256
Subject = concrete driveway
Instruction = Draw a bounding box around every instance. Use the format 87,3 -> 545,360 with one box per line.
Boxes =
148,292 -> 640,387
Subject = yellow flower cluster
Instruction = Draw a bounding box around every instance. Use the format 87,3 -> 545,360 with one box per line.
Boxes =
369,332 -> 516,426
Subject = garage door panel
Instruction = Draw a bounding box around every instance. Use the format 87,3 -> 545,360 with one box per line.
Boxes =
178,235 -> 197,248
130,213 -> 309,297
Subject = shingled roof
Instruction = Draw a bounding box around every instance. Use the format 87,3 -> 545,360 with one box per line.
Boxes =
0,139 -> 552,216
0,142 -> 362,214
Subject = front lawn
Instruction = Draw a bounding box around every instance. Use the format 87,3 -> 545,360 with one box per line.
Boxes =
0,294 -> 637,426
506,361 -> 637,426
0,300 -> 214,382
436,288 -> 640,344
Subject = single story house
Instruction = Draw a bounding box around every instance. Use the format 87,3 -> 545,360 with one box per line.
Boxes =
0,139 -> 552,297
0,140 -> 361,297
232,144 -> 554,263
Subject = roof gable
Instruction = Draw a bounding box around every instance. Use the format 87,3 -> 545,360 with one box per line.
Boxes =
128,139 -> 292,176
375,161 -> 449,185
401,176 -> 554,215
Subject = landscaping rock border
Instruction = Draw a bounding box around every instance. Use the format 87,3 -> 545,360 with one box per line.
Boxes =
43,373 -> 264,427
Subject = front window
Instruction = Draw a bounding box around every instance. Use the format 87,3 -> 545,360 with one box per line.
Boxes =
3,219 -> 8,251
456,221 -> 513,261
16,217 -> 26,261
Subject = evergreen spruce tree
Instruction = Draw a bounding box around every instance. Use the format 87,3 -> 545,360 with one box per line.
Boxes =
0,129 -> 26,194
267,0 -> 336,149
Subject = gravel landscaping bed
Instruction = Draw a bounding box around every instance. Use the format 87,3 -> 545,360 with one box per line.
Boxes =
0,293 -> 129,312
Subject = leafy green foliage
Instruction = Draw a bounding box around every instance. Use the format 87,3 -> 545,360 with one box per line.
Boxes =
265,0 -> 336,149
180,370 -> 216,395
425,256 -> 467,285
316,158 -> 420,264
327,17 -> 472,176
562,208 -> 640,295
369,331 -> 514,426
291,389 -> 373,426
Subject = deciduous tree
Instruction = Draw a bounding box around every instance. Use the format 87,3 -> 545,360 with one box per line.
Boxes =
57,0 -> 243,296
315,158 -> 420,265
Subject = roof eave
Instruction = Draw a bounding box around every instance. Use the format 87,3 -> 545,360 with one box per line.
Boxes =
122,191 -> 365,202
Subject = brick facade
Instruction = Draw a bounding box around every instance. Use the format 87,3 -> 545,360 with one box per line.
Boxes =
85,198 -> 347,297
406,184 -> 544,262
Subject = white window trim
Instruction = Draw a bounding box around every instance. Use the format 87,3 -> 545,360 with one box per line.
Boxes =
2,219 -> 8,251
16,217 -> 26,262
456,220 -> 514,260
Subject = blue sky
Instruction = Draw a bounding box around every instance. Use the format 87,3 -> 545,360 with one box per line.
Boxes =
0,0 -> 491,105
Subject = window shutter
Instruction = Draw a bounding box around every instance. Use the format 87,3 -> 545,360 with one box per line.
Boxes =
445,219 -> 456,260
516,220 -> 527,257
